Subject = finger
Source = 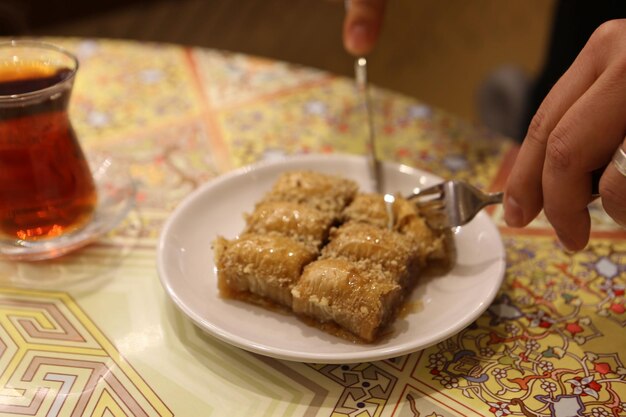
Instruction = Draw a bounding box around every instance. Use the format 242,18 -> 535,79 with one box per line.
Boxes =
601,143 -> 626,228
504,30 -> 605,228
541,67 -> 626,251
343,0 -> 387,56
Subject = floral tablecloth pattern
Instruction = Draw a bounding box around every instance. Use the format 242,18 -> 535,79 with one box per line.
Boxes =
0,38 -> 624,417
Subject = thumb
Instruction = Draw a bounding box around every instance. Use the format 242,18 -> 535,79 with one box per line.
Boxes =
343,0 -> 387,56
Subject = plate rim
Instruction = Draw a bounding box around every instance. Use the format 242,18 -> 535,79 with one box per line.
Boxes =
156,153 -> 506,363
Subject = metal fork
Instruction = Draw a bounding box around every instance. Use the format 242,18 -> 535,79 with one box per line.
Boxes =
407,180 -> 503,229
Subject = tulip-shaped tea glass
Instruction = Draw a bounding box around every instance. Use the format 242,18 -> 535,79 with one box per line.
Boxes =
0,41 -> 134,261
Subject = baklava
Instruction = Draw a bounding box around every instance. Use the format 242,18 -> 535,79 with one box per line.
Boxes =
214,170 -> 448,342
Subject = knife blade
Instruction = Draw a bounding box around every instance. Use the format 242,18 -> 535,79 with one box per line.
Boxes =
355,57 -> 382,193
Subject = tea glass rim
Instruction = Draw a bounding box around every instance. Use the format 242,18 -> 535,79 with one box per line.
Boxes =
0,39 -> 79,104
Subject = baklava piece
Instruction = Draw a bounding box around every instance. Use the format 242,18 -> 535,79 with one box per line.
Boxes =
215,233 -> 317,307
343,193 -> 446,264
261,171 -> 358,220
244,201 -> 334,251
291,258 -> 403,342
393,197 -> 447,262
321,222 -> 420,290
341,193 -> 392,229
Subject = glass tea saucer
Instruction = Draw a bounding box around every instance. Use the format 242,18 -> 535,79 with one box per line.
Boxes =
0,156 -> 136,261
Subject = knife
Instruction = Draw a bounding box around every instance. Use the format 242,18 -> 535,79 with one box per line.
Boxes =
355,57 -> 383,193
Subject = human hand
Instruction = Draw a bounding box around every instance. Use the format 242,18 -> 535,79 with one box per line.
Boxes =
342,0 -> 387,56
504,19 -> 626,251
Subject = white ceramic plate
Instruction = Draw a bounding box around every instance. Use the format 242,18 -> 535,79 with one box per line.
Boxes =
157,154 -> 505,363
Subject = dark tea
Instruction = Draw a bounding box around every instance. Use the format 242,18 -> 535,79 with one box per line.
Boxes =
0,50 -> 96,241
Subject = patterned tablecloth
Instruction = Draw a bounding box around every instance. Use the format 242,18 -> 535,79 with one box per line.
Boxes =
0,38 -> 625,417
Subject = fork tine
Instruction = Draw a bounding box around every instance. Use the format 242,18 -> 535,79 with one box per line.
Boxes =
407,182 -> 444,200
406,179 -> 503,229
416,199 -> 445,211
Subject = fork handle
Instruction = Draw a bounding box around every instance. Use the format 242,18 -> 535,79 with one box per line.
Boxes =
486,168 -> 600,206
485,191 -> 504,206
483,167 -> 599,208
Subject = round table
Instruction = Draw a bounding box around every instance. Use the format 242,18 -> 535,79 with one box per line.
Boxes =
0,38 -> 625,417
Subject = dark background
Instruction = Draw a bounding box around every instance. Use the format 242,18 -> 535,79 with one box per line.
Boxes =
0,0 -> 556,130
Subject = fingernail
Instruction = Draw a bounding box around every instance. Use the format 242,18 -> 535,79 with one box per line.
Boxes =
346,22 -> 369,53
504,195 -> 524,227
